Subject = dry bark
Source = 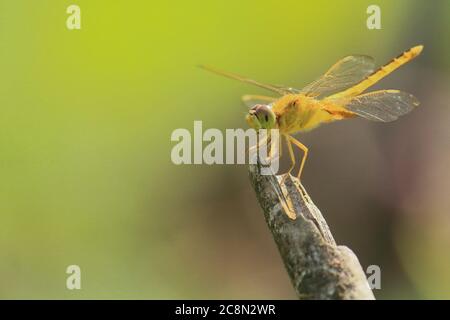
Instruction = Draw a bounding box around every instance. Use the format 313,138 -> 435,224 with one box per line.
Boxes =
249,164 -> 375,300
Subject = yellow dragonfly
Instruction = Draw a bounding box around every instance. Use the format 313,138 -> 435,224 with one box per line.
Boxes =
201,45 -> 423,183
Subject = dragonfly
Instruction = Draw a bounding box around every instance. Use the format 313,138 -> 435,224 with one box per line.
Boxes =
201,45 -> 423,184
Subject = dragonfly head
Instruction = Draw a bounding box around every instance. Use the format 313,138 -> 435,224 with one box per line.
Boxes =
246,104 -> 276,130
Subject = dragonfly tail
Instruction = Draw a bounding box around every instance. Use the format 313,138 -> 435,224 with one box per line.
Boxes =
327,45 -> 423,100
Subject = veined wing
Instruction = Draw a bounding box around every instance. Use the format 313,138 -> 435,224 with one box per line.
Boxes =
328,90 -> 420,122
200,65 -> 297,95
300,55 -> 375,98
241,94 -> 277,108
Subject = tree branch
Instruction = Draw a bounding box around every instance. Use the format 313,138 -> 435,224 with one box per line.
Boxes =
249,164 -> 375,300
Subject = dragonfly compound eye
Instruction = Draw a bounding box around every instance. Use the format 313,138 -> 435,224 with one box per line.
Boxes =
253,105 -> 276,129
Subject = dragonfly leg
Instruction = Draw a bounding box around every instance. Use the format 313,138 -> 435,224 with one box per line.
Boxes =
278,133 -> 283,159
249,134 -> 267,155
287,135 -> 308,180
267,133 -> 283,163
249,133 -> 274,167
249,132 -> 283,170
265,135 -> 273,163
281,135 -> 296,185
266,134 -> 283,166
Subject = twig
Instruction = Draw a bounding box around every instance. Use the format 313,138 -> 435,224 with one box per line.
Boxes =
249,164 -> 375,300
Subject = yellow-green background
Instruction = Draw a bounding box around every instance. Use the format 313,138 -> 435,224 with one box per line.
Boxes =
0,0 -> 449,299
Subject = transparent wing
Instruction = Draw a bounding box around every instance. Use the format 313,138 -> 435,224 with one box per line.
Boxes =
200,65 -> 297,95
300,55 -> 375,98
335,90 -> 420,122
241,94 -> 277,108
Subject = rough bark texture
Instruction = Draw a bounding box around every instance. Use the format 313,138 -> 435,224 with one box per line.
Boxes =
249,164 -> 375,300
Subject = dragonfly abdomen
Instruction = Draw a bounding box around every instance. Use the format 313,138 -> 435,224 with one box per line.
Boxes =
328,45 -> 423,100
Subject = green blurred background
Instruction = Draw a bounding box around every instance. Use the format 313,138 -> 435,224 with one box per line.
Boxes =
0,0 -> 449,299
